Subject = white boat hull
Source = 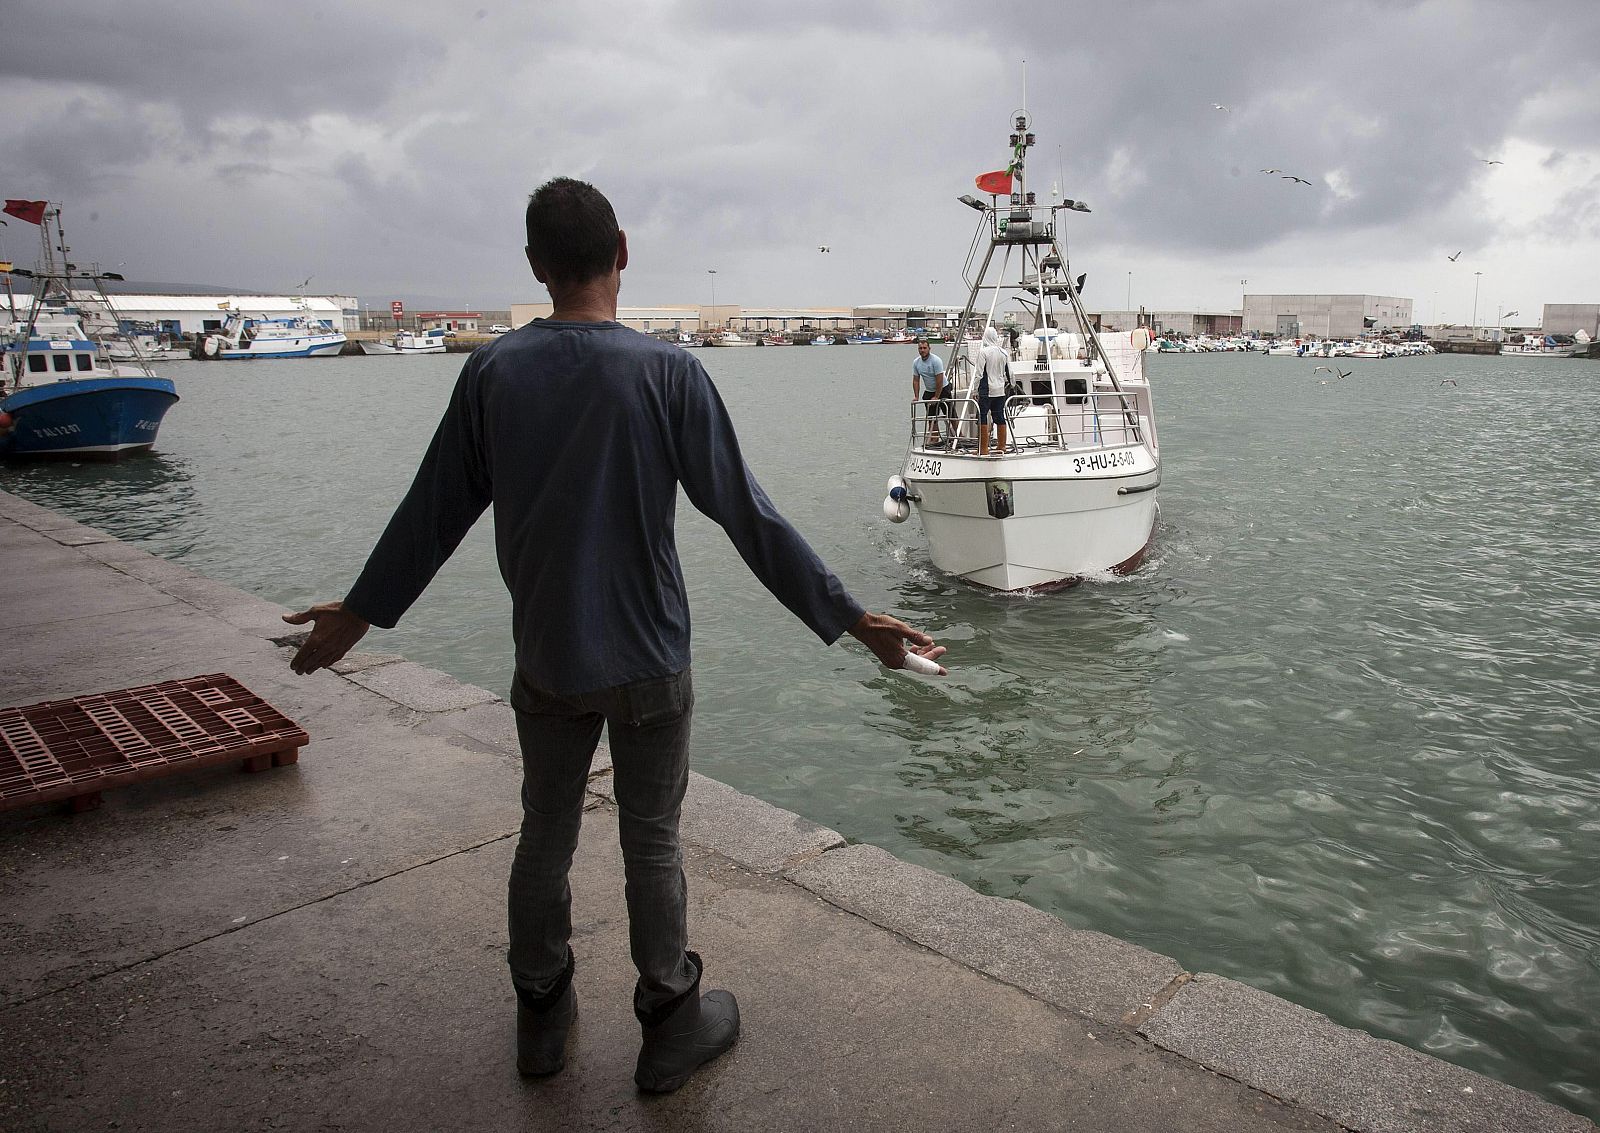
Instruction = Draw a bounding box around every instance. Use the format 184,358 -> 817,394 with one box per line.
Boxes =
219,336 -> 345,359
905,446 -> 1159,590
358,338 -> 445,355
1501,346 -> 1583,358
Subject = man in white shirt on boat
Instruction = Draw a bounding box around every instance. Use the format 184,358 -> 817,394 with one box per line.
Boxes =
977,325 -> 1011,456
911,338 -> 947,445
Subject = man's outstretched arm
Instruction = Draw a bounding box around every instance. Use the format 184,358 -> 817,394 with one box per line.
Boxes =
671,367 -> 946,674
285,363 -> 490,675
847,611 -> 947,674
283,601 -> 370,675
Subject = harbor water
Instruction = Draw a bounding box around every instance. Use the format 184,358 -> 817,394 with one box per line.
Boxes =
5,346 -> 1598,1120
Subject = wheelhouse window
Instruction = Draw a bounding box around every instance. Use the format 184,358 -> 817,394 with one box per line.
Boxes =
28,354 -> 48,373
52,353 -> 72,373
76,354 -> 94,371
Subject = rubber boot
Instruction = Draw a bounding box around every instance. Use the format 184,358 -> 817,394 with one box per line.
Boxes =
634,951 -> 740,1094
516,951 -> 577,1076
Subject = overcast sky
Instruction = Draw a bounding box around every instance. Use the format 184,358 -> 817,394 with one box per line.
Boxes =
4,0 -> 1596,324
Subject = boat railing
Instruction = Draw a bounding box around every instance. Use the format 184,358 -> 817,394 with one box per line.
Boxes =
912,390 -> 1148,453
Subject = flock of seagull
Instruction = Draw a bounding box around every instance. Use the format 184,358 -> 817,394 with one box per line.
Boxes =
1213,103 -> 1505,201
1315,365 -> 1459,389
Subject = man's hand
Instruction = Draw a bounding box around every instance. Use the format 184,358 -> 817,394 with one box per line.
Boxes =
283,601 -> 370,675
847,611 -> 948,675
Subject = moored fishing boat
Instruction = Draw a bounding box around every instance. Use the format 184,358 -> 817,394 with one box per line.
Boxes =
192,304 -> 346,359
102,327 -> 189,362
357,328 -> 448,355
882,111 -> 1160,590
707,330 -> 755,347
1500,333 -> 1585,358
1,203 -> 178,460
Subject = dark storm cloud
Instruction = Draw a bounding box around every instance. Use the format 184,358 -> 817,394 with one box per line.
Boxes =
925,0 -> 1583,257
2,0 -> 1595,308
4,97 -> 164,194
2,1 -> 428,124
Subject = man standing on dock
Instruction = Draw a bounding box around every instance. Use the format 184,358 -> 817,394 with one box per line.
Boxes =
282,177 -> 944,1093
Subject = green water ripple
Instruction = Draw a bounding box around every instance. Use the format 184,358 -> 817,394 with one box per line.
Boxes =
6,349 -> 1598,1120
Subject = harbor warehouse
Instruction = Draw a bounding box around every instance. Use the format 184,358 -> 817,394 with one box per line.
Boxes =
0,292 -> 358,336
1242,294 -> 1413,338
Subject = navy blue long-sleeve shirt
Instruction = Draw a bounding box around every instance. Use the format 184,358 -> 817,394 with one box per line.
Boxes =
343,319 -> 865,695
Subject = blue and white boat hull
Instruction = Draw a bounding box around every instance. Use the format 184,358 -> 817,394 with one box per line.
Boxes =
216,337 -> 345,359
1,377 -> 180,460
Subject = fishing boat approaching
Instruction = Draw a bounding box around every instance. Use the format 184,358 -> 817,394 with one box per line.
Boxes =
883,112 -> 1160,590
1,203 -> 178,461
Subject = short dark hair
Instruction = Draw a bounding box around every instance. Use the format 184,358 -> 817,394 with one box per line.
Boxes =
525,178 -> 620,287
915,337 -> 929,346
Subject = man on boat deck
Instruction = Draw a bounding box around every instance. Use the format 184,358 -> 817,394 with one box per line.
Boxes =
281,177 -> 945,1094
911,337 -> 947,444
977,324 -> 1011,456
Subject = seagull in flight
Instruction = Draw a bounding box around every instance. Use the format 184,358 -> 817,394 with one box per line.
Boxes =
1259,168 -> 1282,174
1212,103 -> 1230,112
1481,159 -> 1503,165
1314,366 -> 1352,383
1447,251 -> 1462,261
1282,175 -> 1313,186
1441,379 -> 1458,386
818,245 -> 830,253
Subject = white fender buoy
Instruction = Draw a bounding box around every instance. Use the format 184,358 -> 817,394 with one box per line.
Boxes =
886,474 -> 906,494
202,336 -> 221,357
882,495 -> 910,523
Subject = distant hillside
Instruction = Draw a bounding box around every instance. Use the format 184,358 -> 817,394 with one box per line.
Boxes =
98,279 -> 264,296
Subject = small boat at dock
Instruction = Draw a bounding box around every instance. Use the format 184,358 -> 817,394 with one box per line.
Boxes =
358,328 -> 448,355
1500,333 -> 1586,358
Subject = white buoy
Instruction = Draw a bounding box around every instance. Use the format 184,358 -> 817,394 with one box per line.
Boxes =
882,495 -> 910,523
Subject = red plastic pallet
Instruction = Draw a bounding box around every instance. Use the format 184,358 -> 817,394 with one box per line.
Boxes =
0,674 -> 308,813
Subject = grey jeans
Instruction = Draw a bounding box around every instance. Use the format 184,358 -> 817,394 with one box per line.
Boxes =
506,667 -> 699,1017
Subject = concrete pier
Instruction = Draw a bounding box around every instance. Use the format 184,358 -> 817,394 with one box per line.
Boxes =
0,489 -> 1591,1132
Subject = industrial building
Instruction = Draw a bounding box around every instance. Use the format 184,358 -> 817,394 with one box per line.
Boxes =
1242,294 -> 1413,338
850,305 -> 962,333
1541,303 -> 1600,337
508,303 -> 862,334
1092,309 -> 1242,336
0,287 -> 358,335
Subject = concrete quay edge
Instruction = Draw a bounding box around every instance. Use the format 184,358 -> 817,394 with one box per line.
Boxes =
0,488 -> 1590,1133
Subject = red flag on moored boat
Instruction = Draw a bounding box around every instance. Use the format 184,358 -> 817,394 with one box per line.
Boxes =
3,200 -> 47,225
974,171 -> 1012,195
